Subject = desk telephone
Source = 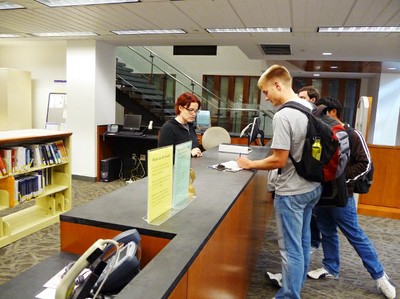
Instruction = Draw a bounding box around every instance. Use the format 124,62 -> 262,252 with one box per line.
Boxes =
55,229 -> 141,299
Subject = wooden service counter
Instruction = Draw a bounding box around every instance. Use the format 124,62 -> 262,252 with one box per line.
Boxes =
0,146 -> 273,299
357,144 -> 400,219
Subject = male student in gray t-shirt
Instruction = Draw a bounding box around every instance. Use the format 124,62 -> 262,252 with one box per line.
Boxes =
237,65 -> 322,299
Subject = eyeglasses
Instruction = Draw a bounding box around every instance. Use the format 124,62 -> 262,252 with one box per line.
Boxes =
184,107 -> 199,114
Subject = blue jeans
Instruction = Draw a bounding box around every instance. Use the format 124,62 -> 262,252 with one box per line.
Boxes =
315,196 -> 384,279
274,185 -> 322,299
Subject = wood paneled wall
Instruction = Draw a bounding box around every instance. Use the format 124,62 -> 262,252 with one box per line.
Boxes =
358,145 -> 400,219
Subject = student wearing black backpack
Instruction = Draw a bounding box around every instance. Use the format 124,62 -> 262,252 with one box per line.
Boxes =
307,97 -> 396,299
237,65 -> 322,299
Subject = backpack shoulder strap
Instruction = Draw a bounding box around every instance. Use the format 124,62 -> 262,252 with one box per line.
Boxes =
278,101 -> 311,115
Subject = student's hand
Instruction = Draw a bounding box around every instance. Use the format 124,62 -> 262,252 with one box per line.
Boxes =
191,147 -> 202,157
236,156 -> 251,169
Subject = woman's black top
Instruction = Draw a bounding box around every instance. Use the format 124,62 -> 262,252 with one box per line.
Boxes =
158,118 -> 199,149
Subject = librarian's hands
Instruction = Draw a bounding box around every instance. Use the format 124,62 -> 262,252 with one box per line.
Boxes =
191,147 -> 202,158
236,156 -> 251,169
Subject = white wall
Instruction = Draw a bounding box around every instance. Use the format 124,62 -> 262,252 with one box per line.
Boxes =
0,41 -> 66,128
372,73 -> 400,145
66,40 -> 116,178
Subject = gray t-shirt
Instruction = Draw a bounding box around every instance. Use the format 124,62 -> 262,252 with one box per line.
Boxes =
271,99 -> 320,195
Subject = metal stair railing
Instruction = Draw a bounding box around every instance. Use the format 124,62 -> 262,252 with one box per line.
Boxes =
116,46 -> 274,134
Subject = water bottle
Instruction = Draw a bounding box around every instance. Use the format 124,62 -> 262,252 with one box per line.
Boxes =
312,138 -> 322,160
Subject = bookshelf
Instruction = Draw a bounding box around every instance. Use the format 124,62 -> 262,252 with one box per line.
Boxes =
0,129 -> 72,248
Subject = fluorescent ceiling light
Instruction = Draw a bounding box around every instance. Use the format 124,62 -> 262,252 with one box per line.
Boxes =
112,29 -> 186,35
0,33 -> 22,37
388,67 -> 397,70
0,1 -> 25,9
35,0 -> 139,7
322,52 -> 332,56
31,31 -> 98,37
318,26 -> 400,33
330,66 -> 338,69
206,27 -> 291,33
313,73 -> 321,77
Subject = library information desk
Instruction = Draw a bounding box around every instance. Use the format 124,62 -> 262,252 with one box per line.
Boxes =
0,146 -> 274,299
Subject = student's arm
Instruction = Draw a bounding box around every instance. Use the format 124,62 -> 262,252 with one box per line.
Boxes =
346,129 -> 370,182
236,149 -> 289,171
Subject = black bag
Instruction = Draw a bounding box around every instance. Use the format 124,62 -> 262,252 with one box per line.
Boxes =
278,102 -> 339,183
354,162 -> 374,194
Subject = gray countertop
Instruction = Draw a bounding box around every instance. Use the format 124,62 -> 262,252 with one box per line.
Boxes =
0,145 -> 270,299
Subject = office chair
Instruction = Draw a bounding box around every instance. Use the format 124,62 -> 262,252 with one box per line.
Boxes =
201,126 -> 231,150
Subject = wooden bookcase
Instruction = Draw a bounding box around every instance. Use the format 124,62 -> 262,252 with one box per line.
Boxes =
0,129 -> 72,248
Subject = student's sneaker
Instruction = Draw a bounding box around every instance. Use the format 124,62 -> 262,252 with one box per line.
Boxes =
307,268 -> 339,280
376,273 -> 396,299
265,271 -> 282,287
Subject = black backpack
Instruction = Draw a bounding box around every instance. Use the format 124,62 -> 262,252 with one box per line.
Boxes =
278,101 -> 350,207
278,102 -> 339,183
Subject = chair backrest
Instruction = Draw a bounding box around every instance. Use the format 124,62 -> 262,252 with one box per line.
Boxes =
202,126 -> 231,150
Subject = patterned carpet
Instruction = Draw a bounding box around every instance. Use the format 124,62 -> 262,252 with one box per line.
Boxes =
0,179 -> 399,299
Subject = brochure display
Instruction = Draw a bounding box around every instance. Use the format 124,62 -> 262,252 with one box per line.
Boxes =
144,141 -> 193,225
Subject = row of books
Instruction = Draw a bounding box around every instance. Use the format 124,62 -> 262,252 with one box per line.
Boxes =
0,140 -> 67,176
14,169 -> 52,204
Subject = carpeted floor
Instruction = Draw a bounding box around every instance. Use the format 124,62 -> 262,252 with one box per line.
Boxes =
0,179 -> 399,298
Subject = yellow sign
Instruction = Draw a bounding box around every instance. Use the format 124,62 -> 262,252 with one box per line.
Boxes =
147,146 -> 173,223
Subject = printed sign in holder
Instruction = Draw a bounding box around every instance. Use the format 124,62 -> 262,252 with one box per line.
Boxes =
144,141 -> 195,226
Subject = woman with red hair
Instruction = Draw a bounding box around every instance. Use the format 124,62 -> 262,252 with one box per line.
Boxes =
158,92 -> 202,157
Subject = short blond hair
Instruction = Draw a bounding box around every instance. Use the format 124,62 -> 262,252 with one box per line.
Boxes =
257,65 -> 292,89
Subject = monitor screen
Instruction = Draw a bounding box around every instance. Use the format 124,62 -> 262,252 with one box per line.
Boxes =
123,114 -> 142,131
196,110 -> 211,130
248,117 -> 261,145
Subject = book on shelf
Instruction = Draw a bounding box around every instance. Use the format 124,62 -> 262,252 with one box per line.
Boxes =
54,140 -> 68,162
0,156 -> 7,176
0,149 -> 12,174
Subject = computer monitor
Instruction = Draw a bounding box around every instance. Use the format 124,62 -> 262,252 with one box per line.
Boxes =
248,117 -> 264,146
196,110 -> 211,131
123,114 -> 142,131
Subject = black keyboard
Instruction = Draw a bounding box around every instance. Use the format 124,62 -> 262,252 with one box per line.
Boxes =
117,131 -> 143,136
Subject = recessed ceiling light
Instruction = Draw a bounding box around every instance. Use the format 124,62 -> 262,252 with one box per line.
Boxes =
0,33 -> 22,38
318,26 -> 400,33
31,32 -> 98,37
112,29 -> 186,35
0,1 -> 25,9
313,73 -> 320,77
206,27 -> 291,33
35,0 -> 139,7
388,67 -> 397,70
322,52 -> 332,56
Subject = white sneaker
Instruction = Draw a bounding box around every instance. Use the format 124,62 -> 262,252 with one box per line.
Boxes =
265,271 -> 282,287
376,273 -> 396,299
307,267 -> 338,280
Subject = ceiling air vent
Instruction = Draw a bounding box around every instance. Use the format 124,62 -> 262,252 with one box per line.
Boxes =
260,44 -> 291,55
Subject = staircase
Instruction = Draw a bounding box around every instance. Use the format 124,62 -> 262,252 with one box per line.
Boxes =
116,60 -> 175,127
